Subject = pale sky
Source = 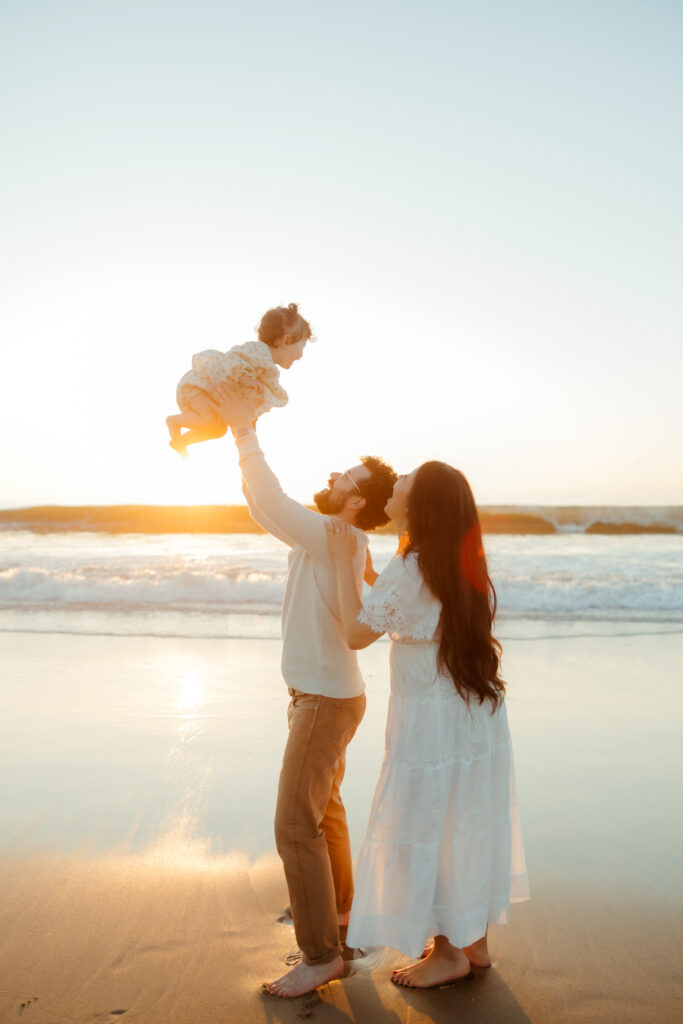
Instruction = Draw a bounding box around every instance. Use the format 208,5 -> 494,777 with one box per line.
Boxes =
1,0 -> 682,508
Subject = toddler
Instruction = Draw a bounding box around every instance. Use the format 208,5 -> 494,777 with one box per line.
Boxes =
166,303 -> 312,456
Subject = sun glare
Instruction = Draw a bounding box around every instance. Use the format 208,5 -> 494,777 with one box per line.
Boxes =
177,669 -> 202,714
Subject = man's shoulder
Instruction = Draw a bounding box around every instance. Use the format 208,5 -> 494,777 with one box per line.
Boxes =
302,521 -> 367,564
351,526 -> 369,551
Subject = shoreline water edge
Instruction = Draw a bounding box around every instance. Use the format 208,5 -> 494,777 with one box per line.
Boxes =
1,526 -> 682,640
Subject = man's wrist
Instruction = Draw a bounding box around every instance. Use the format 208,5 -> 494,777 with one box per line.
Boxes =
231,424 -> 256,441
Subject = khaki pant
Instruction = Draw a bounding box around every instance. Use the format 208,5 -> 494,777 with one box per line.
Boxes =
274,688 -> 366,966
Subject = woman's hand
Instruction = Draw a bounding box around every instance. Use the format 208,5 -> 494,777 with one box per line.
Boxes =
325,517 -> 359,560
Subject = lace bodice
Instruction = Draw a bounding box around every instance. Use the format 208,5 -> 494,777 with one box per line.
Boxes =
359,551 -> 441,643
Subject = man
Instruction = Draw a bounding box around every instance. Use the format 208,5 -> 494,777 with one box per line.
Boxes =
217,385 -> 396,997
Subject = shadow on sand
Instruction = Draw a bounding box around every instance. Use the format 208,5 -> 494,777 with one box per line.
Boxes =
260,960 -> 531,1024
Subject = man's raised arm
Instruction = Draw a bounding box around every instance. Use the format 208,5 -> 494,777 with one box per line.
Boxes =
232,426 -> 329,557
242,480 -> 295,549
213,379 -> 337,557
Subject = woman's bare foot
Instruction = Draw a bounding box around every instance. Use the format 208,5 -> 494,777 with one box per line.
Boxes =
264,955 -> 344,998
392,938 -> 473,989
463,932 -> 492,968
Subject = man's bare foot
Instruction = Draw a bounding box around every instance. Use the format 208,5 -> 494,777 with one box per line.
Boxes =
392,941 -> 473,989
169,438 -> 188,458
463,933 -> 492,968
264,955 -> 344,998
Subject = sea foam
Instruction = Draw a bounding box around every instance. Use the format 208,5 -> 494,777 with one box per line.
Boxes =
1,531 -> 682,633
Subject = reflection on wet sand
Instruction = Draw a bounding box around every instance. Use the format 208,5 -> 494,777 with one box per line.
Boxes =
1,631 -> 682,1022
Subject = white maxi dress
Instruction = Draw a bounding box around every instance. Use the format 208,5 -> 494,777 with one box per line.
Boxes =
346,552 -> 530,957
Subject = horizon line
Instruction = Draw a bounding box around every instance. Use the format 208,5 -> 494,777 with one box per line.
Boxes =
2,501 -> 683,512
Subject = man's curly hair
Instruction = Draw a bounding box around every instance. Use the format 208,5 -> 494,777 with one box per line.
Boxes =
355,455 -> 398,531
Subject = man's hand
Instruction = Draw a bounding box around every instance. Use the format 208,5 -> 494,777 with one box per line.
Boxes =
325,517 -> 360,560
213,377 -> 263,429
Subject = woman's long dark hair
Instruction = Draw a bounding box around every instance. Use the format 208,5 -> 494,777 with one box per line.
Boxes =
404,461 -> 505,710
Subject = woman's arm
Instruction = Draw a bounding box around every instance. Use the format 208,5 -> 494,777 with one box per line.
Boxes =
326,519 -> 383,650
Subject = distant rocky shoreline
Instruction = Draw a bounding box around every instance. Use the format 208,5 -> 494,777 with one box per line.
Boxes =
0,505 -> 679,535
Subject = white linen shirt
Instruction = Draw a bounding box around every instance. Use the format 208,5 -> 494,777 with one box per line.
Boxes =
235,431 -> 367,698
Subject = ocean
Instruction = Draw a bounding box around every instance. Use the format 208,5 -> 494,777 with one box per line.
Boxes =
1,505 -> 681,642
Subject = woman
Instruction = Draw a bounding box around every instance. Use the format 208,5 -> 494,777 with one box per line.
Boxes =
326,462 -> 529,988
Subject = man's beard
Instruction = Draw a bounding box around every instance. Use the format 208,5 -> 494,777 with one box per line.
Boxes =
313,487 -> 346,515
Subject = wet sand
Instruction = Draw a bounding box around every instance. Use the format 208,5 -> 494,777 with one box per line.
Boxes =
1,630 -> 682,1022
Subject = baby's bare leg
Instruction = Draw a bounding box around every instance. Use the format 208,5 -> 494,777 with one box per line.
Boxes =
177,420 -> 228,449
168,392 -> 226,457
167,410 -> 205,431
166,411 -> 201,458
166,410 -> 203,448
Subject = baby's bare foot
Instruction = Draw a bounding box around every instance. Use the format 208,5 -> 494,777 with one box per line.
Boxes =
264,956 -> 344,998
169,438 -> 188,459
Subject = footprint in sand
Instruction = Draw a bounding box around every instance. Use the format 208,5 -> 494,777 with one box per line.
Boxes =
91,1012 -> 127,1023
111,939 -> 188,972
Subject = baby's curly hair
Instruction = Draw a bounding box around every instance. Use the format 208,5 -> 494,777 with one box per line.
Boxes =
257,303 -> 314,347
